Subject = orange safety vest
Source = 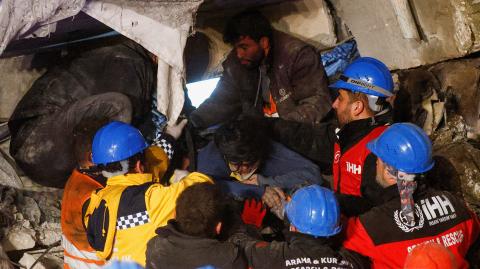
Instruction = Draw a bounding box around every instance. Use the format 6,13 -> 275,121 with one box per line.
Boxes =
61,169 -> 105,269
263,94 -> 279,117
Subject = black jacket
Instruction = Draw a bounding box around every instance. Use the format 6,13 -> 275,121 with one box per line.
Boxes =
230,230 -> 366,269
145,221 -> 248,269
191,30 -> 331,128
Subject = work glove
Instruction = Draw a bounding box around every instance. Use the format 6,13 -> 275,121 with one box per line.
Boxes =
241,199 -> 266,228
165,119 -> 188,140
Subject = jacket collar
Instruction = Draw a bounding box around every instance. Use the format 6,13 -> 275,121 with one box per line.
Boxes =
337,108 -> 392,152
106,173 -> 153,186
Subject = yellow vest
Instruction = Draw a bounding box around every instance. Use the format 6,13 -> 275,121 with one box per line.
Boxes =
84,172 -> 212,266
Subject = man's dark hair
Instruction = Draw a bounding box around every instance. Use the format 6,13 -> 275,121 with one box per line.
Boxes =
223,9 -> 273,44
72,118 -> 109,164
175,183 -> 226,238
214,118 -> 269,164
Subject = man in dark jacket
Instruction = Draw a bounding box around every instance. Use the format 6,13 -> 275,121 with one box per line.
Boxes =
145,182 -> 248,269
271,57 -> 395,216
343,123 -> 480,268
190,9 -> 331,129
8,38 -> 156,187
230,185 -> 367,269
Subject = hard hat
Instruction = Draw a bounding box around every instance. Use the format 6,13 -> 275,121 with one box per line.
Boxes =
367,123 -> 434,174
404,243 -> 457,269
92,121 -> 148,165
285,185 -> 341,237
329,57 -> 394,98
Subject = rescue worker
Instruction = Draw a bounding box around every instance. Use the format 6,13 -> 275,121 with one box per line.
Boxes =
61,119 -> 108,269
197,118 -> 321,208
230,185 -> 367,269
62,118 -> 183,268
329,57 -> 395,215
8,38 -> 157,187
82,121 -> 212,266
343,123 -> 480,268
190,9 -> 332,129
271,57 -> 395,215
145,183 -> 248,269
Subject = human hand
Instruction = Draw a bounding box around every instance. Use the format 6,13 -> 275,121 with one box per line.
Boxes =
242,174 -> 259,185
241,199 -> 266,228
262,186 -> 286,209
165,119 -> 188,140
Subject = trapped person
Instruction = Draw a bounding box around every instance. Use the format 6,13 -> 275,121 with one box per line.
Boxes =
343,123 -> 480,268
145,183 -> 248,269
197,118 -> 322,195
190,9 -> 332,129
8,38 -> 156,187
83,121 -> 212,266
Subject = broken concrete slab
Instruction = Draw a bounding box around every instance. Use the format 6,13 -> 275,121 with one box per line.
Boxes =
19,196 -> 41,225
428,58 -> 480,139
19,251 -> 62,269
2,224 -> 36,251
331,0 -> 480,69
0,148 -> 23,189
36,222 -> 61,247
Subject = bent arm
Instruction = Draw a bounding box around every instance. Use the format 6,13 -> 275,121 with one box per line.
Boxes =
279,46 -> 332,124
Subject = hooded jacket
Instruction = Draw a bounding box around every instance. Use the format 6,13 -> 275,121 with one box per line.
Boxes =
145,221 -> 248,269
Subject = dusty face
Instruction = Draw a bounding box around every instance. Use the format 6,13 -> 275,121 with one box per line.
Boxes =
228,160 -> 260,181
234,36 -> 265,69
332,89 -> 355,128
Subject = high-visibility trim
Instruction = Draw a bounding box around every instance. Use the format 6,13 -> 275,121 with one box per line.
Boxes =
63,235 -> 104,268
339,75 -> 393,97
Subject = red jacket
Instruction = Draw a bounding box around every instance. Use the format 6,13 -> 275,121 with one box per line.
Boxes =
333,125 -> 387,196
343,186 -> 480,268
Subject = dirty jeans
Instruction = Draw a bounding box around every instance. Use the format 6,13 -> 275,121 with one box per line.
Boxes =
9,92 -> 132,187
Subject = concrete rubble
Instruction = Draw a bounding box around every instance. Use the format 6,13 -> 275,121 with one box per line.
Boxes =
0,153 -> 63,267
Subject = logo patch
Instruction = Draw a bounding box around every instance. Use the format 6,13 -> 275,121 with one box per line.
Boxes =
394,204 -> 425,233
334,151 -> 341,163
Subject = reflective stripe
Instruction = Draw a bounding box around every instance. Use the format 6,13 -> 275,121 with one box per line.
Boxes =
64,253 -> 103,269
62,235 -> 104,268
339,75 -> 393,97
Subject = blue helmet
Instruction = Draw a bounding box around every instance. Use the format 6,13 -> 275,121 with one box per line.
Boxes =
285,185 -> 341,237
329,57 -> 394,98
92,121 -> 148,165
367,123 -> 434,174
